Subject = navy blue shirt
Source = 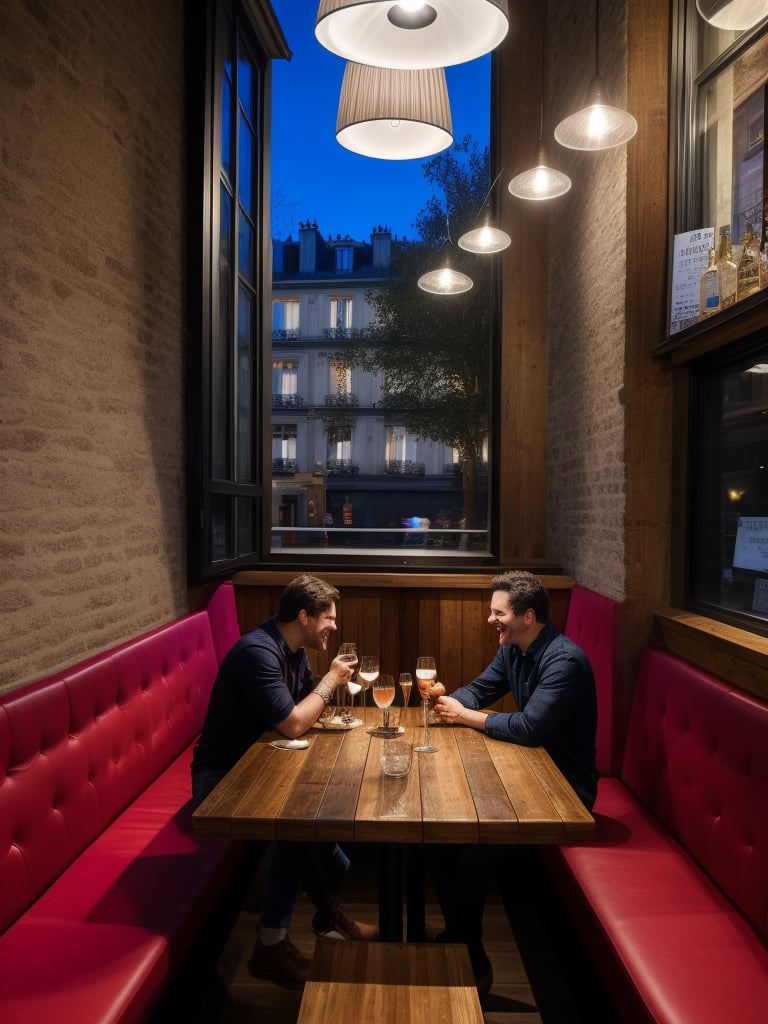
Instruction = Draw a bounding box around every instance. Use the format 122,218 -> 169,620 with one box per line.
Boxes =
450,621 -> 598,809
191,616 -> 314,798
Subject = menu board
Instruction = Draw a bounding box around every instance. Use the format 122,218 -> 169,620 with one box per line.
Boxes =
733,516 -> 768,572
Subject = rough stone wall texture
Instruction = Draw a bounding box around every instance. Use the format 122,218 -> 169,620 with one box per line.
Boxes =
545,0 -> 627,601
0,0 -> 187,692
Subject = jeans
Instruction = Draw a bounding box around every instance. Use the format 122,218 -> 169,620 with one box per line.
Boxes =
260,839 -> 350,931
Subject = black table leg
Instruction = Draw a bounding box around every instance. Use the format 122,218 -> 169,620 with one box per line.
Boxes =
406,844 -> 427,940
378,843 -> 404,940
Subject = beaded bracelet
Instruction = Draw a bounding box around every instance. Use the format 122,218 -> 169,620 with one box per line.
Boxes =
313,680 -> 334,705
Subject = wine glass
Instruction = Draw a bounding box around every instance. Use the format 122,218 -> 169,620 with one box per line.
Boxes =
357,655 -> 379,715
370,674 -> 396,737
414,656 -> 438,752
337,642 -> 359,716
399,672 -> 412,709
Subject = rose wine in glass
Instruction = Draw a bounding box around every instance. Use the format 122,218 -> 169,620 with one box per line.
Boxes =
357,655 -> 379,714
399,672 -> 412,709
414,656 -> 438,752
371,674 -> 396,735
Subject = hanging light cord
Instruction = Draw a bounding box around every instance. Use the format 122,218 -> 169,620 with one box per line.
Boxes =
594,0 -> 600,77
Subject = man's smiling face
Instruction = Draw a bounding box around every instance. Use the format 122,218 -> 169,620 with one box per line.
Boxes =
487,590 -> 528,646
302,603 -> 337,651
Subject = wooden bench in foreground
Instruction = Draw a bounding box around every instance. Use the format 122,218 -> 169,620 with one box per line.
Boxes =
297,939 -> 484,1022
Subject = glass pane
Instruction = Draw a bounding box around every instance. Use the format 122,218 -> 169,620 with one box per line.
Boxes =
235,496 -> 254,556
211,494 -> 230,561
238,114 -> 254,217
237,284 -> 253,482
239,216 -> 253,280
690,346 -> 768,629
213,185 -> 232,479
221,73 -> 232,181
238,57 -> 253,122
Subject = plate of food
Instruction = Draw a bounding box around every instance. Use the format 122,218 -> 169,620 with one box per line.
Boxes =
312,715 -> 364,731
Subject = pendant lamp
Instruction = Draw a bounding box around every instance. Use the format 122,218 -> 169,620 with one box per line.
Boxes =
696,0 -> 768,30
418,263 -> 474,294
336,62 -> 453,160
554,0 -> 637,151
458,171 -> 511,253
509,105 -> 572,200
315,0 -> 510,70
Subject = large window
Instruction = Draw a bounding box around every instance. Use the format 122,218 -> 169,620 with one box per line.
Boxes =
186,0 -> 288,582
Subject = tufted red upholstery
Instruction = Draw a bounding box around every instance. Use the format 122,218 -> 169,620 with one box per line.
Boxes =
564,584 -> 620,776
544,646 -> 768,1024
0,584 -> 244,1024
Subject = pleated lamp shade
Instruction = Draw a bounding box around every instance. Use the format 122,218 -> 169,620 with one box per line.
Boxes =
336,62 -> 453,160
696,0 -> 767,29
316,0 -> 509,70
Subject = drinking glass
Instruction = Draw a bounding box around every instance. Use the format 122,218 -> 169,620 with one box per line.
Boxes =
380,737 -> 413,777
357,654 -> 379,714
370,673 -> 396,736
399,672 -> 413,709
414,656 -> 438,752
337,642 -> 359,715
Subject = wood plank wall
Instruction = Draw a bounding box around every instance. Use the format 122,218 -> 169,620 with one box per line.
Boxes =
231,572 -> 573,711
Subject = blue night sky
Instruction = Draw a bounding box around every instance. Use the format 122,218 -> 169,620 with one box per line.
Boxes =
269,1 -> 490,245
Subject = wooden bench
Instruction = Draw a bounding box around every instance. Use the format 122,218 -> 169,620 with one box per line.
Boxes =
297,939 -> 484,1022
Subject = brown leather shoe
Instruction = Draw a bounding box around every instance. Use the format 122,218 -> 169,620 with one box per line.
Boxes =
314,901 -> 379,941
247,934 -> 312,989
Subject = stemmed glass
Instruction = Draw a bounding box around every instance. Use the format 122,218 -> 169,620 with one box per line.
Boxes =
370,674 -> 396,737
337,642 -> 359,717
357,655 -> 379,715
414,656 -> 438,752
399,672 -> 412,709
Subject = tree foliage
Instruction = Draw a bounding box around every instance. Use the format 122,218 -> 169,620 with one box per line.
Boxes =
334,136 -> 494,526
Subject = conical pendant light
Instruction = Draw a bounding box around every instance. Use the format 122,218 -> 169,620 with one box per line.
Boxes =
336,62 -> 453,160
458,171 -> 511,253
315,0 -> 509,70
696,0 -> 768,30
554,0 -> 637,151
509,105 -> 572,200
419,219 -> 474,293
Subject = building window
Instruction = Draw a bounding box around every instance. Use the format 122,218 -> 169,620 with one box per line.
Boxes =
386,425 -> 416,463
328,425 -> 352,462
273,358 -> 298,395
336,246 -> 354,272
330,297 -> 353,330
272,298 -> 300,337
329,360 -> 351,397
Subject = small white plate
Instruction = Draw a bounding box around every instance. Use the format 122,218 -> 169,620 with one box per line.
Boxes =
311,717 -> 364,731
269,738 -> 309,750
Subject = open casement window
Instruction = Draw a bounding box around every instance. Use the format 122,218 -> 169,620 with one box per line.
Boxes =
186,0 -> 288,584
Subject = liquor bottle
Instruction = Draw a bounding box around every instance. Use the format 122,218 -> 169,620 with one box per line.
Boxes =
716,225 -> 737,308
759,242 -> 768,290
699,248 -> 720,318
737,224 -> 760,301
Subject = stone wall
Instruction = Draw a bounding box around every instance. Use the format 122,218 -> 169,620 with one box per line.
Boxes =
545,0 -> 628,601
0,0 -> 187,692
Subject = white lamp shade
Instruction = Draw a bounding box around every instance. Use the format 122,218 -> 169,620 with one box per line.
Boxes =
696,0 -> 768,29
316,0 -> 509,70
336,62 -> 453,160
458,222 -> 511,253
508,140 -> 572,199
418,265 -> 474,294
554,76 -> 637,151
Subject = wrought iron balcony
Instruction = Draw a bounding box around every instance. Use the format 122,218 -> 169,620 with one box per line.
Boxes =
272,393 -> 306,409
383,459 -> 426,476
323,327 -> 366,341
324,393 -> 359,408
272,458 -> 298,475
326,459 -> 360,475
272,329 -> 301,341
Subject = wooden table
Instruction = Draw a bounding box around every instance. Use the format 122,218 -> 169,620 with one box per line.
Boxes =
192,707 -> 595,939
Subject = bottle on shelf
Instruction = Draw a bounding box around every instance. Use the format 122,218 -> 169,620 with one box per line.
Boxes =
759,241 -> 768,291
737,223 -> 760,301
716,225 -> 737,308
699,248 -> 720,318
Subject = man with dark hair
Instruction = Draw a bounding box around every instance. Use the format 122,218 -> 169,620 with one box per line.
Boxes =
192,574 -> 377,990
432,570 -> 598,993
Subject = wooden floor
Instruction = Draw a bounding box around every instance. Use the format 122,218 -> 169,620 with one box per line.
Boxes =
159,844 -> 621,1024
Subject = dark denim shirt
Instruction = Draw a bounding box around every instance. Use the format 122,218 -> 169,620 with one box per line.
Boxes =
191,616 -> 314,799
450,621 -> 598,809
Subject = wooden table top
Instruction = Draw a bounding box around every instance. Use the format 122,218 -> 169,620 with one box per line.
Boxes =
192,707 -> 595,846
